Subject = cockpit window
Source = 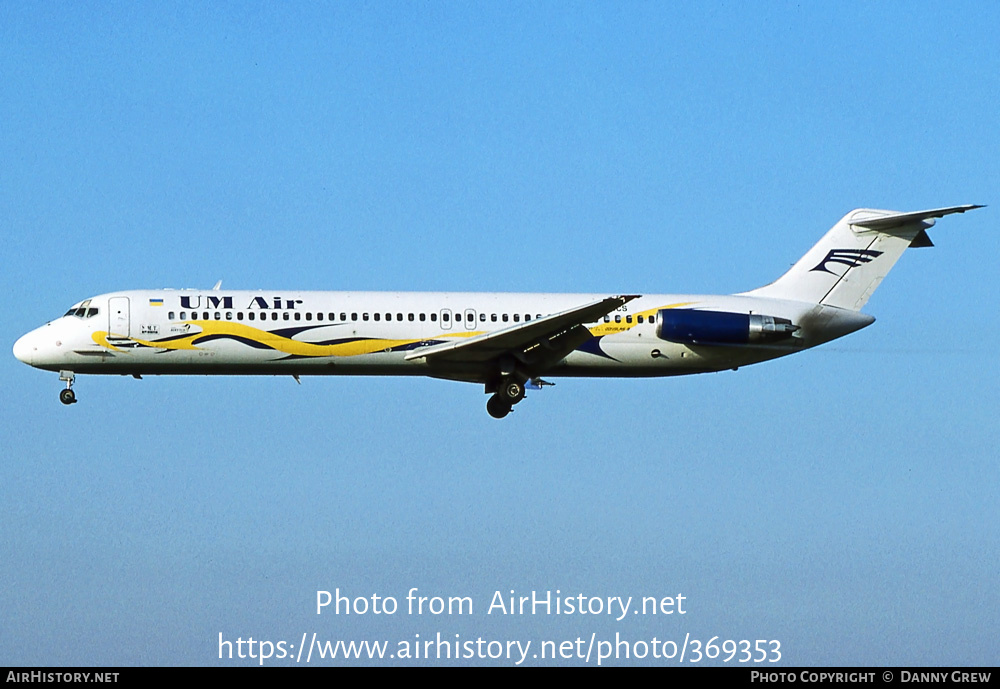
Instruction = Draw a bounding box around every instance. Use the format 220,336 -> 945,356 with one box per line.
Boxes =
64,299 -> 99,319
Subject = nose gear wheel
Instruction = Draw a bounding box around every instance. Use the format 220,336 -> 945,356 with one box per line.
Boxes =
58,370 -> 77,405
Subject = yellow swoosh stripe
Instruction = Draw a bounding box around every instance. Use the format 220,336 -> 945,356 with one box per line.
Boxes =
95,322 -> 484,358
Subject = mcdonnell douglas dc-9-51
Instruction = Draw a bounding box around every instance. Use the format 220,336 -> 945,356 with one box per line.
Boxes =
14,205 -> 981,418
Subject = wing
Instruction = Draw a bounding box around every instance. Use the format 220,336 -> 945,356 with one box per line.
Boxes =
405,294 -> 640,377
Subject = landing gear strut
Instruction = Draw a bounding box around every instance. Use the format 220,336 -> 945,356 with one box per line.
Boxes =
59,370 -> 77,405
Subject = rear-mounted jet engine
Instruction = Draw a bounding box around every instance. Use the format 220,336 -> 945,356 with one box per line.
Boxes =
656,309 -> 799,346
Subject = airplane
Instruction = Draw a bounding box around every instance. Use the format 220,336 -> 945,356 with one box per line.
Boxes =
13,204 -> 982,418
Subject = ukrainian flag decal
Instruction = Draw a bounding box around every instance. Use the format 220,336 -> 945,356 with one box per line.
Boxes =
149,298 -> 163,306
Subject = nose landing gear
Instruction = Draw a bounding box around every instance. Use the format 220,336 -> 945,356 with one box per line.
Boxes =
58,370 -> 77,405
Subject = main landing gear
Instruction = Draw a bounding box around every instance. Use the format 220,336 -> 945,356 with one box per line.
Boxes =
486,395 -> 512,419
486,377 -> 526,419
59,370 -> 77,405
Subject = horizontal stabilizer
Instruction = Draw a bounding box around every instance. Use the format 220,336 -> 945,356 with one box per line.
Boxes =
849,204 -> 984,231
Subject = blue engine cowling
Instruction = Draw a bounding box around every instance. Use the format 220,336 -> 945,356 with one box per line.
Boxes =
656,309 -> 798,345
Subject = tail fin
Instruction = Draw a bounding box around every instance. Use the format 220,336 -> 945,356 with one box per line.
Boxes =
742,205 -> 983,310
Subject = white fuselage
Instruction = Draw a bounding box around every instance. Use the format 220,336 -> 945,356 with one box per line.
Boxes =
13,288 -> 872,382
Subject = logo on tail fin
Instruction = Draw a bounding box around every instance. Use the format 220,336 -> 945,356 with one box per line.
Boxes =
810,249 -> 883,275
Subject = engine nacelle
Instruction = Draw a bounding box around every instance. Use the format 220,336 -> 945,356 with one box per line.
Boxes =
656,309 -> 798,345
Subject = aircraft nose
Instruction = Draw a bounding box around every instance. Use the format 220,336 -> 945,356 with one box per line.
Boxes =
13,332 -> 35,366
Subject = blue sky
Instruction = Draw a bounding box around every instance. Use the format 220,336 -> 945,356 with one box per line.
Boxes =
2,2 -> 997,666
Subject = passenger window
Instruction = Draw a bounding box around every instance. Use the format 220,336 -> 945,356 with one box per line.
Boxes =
283,312 -> 290,321
294,312 -> 301,321
397,313 -> 403,321
363,313 -> 369,321
168,311 -> 175,320
614,315 -> 621,323
203,312 -> 210,320
306,313 -> 313,321
419,313 -> 426,321
491,314 -> 497,322
374,313 -> 380,321
430,313 -> 437,322
180,311 -> 187,320
248,312 -> 254,321
408,313 -> 414,321
626,315 -> 633,323
513,314 -> 520,322
443,313 -> 450,322
272,312 -> 279,320
502,314 -> 509,322
226,312 -> 233,320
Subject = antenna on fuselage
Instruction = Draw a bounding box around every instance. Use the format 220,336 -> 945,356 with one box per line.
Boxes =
212,280 -> 222,290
